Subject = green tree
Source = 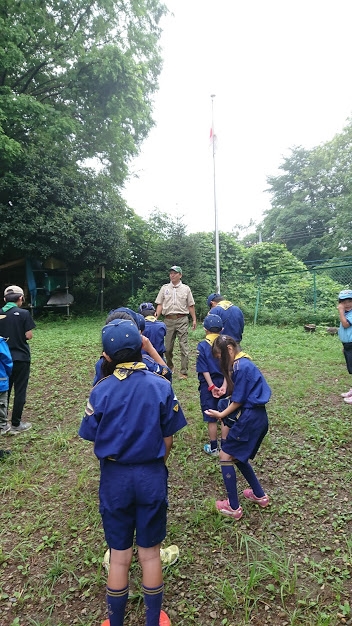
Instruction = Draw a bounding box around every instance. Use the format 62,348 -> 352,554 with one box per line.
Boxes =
0,0 -> 166,183
262,120 -> 352,261
0,144 -> 128,269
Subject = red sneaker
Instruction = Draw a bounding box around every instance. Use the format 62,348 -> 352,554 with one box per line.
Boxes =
102,609 -> 171,625
243,489 -> 270,507
160,609 -> 171,625
215,499 -> 243,520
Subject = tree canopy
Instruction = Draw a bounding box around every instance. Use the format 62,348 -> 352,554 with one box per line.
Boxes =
261,119 -> 352,261
0,0 -> 166,270
0,0 -> 166,181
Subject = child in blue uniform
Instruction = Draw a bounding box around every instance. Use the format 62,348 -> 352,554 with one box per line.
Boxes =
79,319 -> 187,626
337,290 -> 352,402
93,311 -> 172,384
196,314 -> 228,456
0,336 -> 13,435
139,303 -> 167,359
205,335 -> 271,521
207,293 -> 244,343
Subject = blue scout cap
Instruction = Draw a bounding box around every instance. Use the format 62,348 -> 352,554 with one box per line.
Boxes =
138,302 -> 155,313
203,314 -> 223,331
109,307 -> 139,326
136,313 -> 145,332
339,290 -> 352,300
207,293 -> 222,308
102,320 -> 142,358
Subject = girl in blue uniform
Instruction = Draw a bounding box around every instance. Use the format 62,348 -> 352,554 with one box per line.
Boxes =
205,335 -> 271,521
79,319 -> 187,626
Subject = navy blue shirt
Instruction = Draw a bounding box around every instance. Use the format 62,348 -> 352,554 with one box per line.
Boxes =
79,366 -> 187,462
142,316 -> 166,356
210,301 -> 244,342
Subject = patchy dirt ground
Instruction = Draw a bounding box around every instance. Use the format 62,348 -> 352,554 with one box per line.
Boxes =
1,323 -> 352,626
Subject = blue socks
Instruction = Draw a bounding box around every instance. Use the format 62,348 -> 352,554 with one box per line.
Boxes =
106,585 -> 129,626
236,460 -> 265,498
143,583 -> 164,626
210,439 -> 218,451
220,460 -> 240,510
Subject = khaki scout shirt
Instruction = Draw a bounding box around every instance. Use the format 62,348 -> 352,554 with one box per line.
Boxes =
155,281 -> 195,316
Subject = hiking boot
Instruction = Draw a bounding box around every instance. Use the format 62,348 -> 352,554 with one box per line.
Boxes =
0,424 -> 11,435
215,499 -> 243,520
9,422 -> 32,435
203,443 -> 219,456
341,388 -> 352,398
243,488 -> 270,507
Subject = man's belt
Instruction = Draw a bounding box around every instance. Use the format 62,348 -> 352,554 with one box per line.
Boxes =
164,314 -> 188,319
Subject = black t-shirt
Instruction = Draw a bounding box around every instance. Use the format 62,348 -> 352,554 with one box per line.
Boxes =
0,306 -> 36,361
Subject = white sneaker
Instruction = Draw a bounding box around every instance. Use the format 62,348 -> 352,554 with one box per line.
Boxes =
9,422 -> 32,435
343,396 -> 352,404
341,388 -> 352,398
0,424 -> 11,435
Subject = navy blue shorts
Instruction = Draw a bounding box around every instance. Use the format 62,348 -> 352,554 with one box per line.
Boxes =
99,459 -> 168,550
199,382 -> 224,423
221,406 -> 269,462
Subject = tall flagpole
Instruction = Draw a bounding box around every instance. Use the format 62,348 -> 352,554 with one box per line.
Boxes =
211,94 -> 220,293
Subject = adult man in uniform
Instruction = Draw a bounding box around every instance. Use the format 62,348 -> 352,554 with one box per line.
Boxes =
155,266 -> 196,379
207,293 -> 244,344
0,285 -> 35,434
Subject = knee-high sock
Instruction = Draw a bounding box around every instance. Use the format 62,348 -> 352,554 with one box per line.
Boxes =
220,460 -> 239,510
236,460 -> 265,498
106,585 -> 129,626
143,583 -> 164,626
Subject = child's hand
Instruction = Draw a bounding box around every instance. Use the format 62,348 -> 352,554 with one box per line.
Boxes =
211,386 -> 221,397
217,385 -> 227,397
205,409 -> 222,420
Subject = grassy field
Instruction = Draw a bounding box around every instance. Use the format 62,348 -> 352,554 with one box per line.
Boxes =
1,317 -> 352,626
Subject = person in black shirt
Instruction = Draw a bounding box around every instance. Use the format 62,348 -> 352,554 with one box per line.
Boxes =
0,285 -> 35,434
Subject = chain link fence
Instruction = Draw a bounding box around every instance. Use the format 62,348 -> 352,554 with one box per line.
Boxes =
227,262 -> 352,326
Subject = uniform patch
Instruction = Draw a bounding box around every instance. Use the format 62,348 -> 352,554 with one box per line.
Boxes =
85,400 -> 94,416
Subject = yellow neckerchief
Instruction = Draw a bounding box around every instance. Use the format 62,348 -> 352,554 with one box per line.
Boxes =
205,333 -> 220,347
217,300 -> 233,311
234,351 -> 252,361
113,361 -> 147,380
145,315 -> 156,322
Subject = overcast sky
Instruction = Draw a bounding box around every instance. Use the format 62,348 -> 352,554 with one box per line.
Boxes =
122,0 -> 352,235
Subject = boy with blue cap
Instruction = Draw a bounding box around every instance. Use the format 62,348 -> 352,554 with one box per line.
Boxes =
139,302 -> 166,359
196,314 -> 228,456
79,319 -> 187,626
207,293 -> 244,343
337,290 -> 352,402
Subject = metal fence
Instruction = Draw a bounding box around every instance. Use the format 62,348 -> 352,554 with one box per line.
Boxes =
228,262 -> 352,325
